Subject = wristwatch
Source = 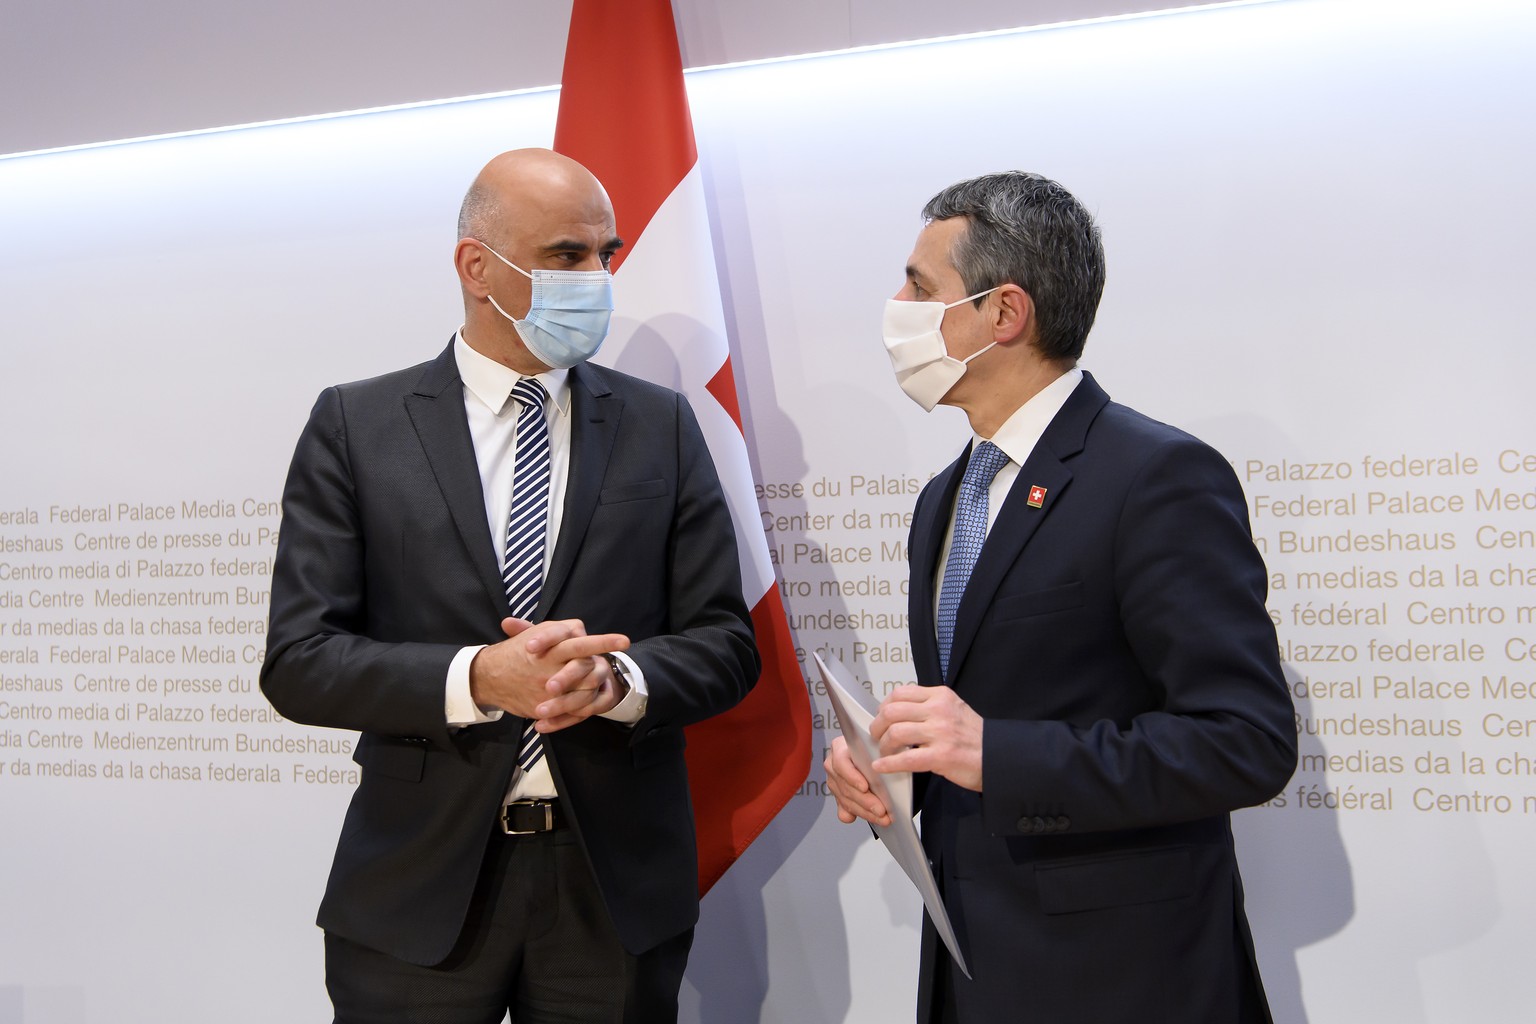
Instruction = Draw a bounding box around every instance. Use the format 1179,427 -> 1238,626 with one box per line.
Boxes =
602,653 -> 644,715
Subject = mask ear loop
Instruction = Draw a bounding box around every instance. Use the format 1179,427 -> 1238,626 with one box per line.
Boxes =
485,293 -> 524,325
471,238 -> 535,279
944,285 -> 1003,364
474,239 -> 537,325
941,284 -> 1002,310
960,341 -> 998,365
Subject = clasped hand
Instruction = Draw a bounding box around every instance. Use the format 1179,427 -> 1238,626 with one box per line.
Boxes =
823,684 -> 984,827
469,617 -> 630,732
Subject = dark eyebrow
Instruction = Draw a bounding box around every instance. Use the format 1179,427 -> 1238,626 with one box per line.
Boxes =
905,264 -> 930,286
540,238 -> 591,255
540,235 -> 626,256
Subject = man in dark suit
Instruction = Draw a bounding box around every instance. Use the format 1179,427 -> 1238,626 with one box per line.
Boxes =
825,171 -> 1297,1023
261,148 -> 758,1023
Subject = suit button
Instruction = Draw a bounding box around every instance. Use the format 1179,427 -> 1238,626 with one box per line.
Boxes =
1056,816 -> 1071,831
1016,817 -> 1034,833
1032,816 -> 1048,832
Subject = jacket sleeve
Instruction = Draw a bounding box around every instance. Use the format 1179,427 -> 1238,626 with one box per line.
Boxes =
621,392 -> 760,743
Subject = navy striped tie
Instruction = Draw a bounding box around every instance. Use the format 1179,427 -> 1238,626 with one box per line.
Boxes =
504,378 -> 550,775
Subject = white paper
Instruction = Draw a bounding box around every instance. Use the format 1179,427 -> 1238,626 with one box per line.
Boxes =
814,651 -> 972,979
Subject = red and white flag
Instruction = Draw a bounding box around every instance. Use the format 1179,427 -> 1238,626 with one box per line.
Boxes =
554,0 -> 813,895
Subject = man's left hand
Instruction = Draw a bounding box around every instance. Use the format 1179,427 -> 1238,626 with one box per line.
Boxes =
870,684 -> 985,792
510,618 -> 630,732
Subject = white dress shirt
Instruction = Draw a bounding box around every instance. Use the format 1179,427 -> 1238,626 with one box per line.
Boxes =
443,331 -> 647,800
934,367 -> 1084,622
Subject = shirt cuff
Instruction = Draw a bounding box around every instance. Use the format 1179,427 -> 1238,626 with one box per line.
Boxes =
445,645 -> 504,726
598,650 -> 648,725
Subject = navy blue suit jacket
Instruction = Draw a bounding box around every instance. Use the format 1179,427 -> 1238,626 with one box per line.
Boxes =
907,373 -> 1295,1022
260,342 -> 758,964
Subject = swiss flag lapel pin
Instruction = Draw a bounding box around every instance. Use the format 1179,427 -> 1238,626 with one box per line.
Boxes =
1027,484 -> 1047,508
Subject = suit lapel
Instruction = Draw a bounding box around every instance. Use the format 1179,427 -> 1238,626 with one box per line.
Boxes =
403,341 -> 509,616
539,362 -> 621,616
944,373 -> 1111,684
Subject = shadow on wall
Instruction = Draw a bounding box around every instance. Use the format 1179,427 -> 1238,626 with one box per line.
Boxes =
1232,673 -> 1353,1024
608,300 -> 863,1023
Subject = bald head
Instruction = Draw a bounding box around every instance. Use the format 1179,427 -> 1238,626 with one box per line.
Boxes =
458,148 -> 614,250
453,148 -> 622,372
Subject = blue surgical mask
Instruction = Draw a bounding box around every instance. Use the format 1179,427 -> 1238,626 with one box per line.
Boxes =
475,241 -> 614,369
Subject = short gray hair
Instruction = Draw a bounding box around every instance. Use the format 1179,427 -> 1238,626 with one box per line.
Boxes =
923,172 -> 1105,362
457,180 -> 503,246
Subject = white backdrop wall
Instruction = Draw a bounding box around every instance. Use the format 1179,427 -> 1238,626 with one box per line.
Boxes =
2,0 -> 1534,1020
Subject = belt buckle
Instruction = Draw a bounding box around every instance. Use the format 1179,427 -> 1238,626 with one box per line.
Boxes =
501,799 -> 553,835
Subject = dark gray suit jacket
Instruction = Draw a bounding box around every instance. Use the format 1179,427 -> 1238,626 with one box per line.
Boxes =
260,341 -> 758,964
907,373 -> 1296,1022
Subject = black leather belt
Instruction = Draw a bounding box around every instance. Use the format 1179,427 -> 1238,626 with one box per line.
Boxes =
499,799 -> 567,835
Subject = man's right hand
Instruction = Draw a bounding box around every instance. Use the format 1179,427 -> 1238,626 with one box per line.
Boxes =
824,735 -> 893,827
468,617 -> 629,726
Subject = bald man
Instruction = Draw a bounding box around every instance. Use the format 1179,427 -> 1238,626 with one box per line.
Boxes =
261,149 -> 759,1023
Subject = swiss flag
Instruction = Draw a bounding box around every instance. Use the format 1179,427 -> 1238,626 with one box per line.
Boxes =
554,0 -> 813,895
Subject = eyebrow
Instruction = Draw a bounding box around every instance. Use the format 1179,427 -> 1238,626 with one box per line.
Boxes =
540,236 -> 626,256
905,264 -> 931,287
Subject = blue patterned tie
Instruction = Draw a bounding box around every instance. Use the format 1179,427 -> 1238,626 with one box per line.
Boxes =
936,441 -> 1011,679
504,378 -> 551,775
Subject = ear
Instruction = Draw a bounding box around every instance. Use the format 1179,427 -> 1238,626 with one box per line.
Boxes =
990,283 -> 1035,347
454,238 -> 491,299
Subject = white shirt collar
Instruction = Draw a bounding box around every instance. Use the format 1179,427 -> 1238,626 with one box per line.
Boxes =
453,330 -> 571,417
978,366 -> 1084,466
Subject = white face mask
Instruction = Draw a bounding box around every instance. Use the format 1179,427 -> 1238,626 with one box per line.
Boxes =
475,240 -> 614,369
881,288 -> 1000,412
